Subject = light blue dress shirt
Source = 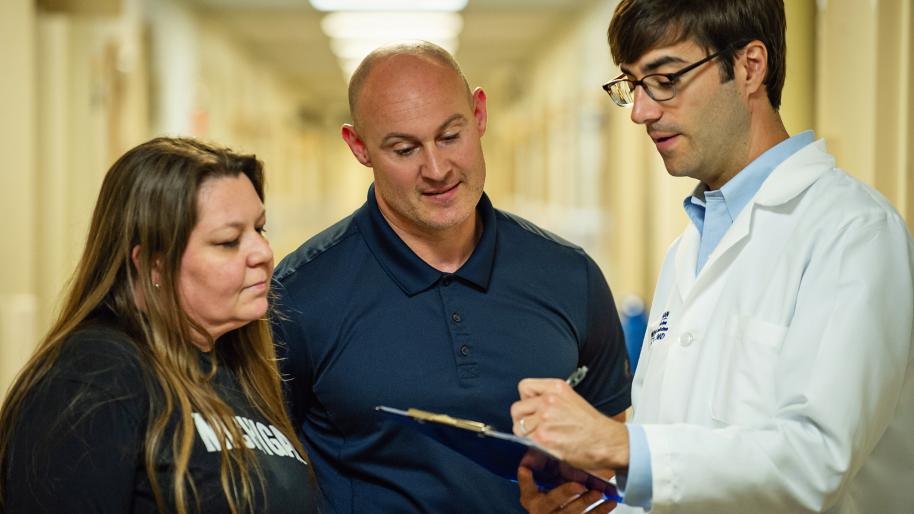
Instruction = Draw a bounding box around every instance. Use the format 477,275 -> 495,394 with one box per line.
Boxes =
620,131 -> 816,509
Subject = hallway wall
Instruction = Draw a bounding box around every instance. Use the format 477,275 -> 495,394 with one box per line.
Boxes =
1,0 -> 38,401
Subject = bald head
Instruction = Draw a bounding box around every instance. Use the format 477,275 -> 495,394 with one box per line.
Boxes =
347,41 -> 472,130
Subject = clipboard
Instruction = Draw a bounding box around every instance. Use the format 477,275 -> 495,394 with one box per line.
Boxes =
376,406 -> 621,502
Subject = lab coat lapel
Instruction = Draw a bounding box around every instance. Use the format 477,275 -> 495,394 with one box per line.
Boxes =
674,224 -> 700,301
697,203 -> 753,280
697,139 -> 833,282
753,139 -> 834,207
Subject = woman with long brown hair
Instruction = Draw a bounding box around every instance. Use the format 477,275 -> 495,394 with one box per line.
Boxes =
0,137 -> 319,513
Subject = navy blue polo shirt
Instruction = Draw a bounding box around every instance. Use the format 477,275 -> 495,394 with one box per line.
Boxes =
273,185 -> 631,514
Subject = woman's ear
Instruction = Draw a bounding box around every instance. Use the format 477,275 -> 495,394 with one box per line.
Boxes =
131,245 -> 142,272
131,246 -> 161,288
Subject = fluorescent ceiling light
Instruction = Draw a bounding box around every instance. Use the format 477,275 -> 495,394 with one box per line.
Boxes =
321,12 -> 463,40
310,0 -> 467,12
321,11 -> 464,81
330,37 -> 458,60
333,36 -> 460,79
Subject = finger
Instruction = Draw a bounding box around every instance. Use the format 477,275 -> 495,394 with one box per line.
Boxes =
584,499 -> 617,514
555,490 -> 607,513
555,489 -> 588,510
518,378 -> 568,400
517,470 -> 588,514
518,471 -> 570,514
511,416 -> 536,437
510,398 -> 540,425
517,466 -> 540,506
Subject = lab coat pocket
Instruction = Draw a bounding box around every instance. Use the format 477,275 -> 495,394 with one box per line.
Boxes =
711,315 -> 788,425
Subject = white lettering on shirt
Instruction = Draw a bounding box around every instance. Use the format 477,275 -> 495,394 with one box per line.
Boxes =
192,412 -> 307,464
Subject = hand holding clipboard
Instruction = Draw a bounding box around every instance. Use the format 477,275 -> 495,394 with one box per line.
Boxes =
375,405 -> 621,502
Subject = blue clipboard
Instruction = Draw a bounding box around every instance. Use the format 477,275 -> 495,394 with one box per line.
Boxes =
376,406 -> 622,502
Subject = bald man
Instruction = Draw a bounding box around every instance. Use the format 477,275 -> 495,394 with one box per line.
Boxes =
271,42 -> 631,513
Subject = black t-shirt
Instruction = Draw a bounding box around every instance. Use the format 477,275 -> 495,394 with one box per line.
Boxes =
3,324 -> 319,513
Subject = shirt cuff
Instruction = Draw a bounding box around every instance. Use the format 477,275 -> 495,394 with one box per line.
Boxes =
619,423 -> 653,509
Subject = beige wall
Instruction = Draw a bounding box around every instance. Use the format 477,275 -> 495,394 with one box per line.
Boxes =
34,12 -> 151,334
782,0 -> 816,134
2,3 -> 155,399
816,0 -> 914,220
0,0 -> 38,399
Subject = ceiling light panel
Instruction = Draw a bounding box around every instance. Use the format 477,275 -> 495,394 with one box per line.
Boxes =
310,0 -> 468,12
321,12 -> 463,39
321,11 -> 463,79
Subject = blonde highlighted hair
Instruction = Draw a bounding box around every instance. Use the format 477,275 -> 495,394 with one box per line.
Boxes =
0,137 -> 306,513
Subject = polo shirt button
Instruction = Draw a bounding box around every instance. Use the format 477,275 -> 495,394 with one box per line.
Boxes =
679,332 -> 694,347
458,344 -> 470,356
451,312 -> 462,323
442,276 -> 453,287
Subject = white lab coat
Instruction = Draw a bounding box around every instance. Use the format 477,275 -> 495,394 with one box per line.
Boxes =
623,140 -> 914,514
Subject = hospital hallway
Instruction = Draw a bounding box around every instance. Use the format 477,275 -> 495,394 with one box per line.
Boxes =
2,0 -> 914,394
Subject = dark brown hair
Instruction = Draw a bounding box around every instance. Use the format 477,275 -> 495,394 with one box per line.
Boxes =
608,0 -> 787,109
0,137 -> 306,513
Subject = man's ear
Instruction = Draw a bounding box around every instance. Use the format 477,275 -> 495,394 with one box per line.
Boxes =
341,124 -> 372,167
739,40 -> 769,100
471,87 -> 488,137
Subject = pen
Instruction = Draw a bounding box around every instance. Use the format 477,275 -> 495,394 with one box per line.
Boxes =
565,365 -> 588,388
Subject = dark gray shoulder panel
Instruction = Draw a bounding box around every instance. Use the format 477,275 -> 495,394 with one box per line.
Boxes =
274,214 -> 360,283
495,209 -> 583,252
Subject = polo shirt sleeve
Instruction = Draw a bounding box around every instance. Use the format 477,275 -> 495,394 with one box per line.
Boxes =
271,280 -> 315,430
575,254 -> 632,416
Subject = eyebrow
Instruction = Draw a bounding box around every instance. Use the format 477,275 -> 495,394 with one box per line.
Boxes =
380,113 -> 468,147
621,55 -> 689,76
212,210 -> 266,230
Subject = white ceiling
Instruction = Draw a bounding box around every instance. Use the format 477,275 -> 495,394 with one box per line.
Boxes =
185,0 -> 595,113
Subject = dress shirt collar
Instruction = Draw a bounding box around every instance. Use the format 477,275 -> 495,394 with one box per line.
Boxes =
683,130 -> 816,228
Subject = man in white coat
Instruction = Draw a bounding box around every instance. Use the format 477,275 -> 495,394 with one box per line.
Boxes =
510,0 -> 914,513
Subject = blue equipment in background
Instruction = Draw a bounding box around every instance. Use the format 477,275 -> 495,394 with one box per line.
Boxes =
619,295 -> 648,374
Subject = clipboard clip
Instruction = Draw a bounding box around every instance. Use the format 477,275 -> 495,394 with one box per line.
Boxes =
405,408 -> 493,433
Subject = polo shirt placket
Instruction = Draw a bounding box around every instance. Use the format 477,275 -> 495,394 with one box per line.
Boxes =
438,274 -> 479,382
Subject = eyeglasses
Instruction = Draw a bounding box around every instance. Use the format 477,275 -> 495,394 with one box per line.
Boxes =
602,46 -> 734,107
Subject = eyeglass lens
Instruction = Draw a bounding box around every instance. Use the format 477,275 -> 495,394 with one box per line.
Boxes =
609,76 -> 678,107
608,81 -> 635,106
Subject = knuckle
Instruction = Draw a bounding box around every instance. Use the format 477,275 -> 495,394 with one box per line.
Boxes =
536,432 -> 554,447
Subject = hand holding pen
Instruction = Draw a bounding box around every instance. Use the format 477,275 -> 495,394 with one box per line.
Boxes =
510,365 -> 626,514
516,366 -> 588,436
515,365 -> 589,437
510,367 -> 630,470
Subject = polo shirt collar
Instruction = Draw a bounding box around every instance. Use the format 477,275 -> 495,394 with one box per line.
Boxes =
355,184 -> 497,296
